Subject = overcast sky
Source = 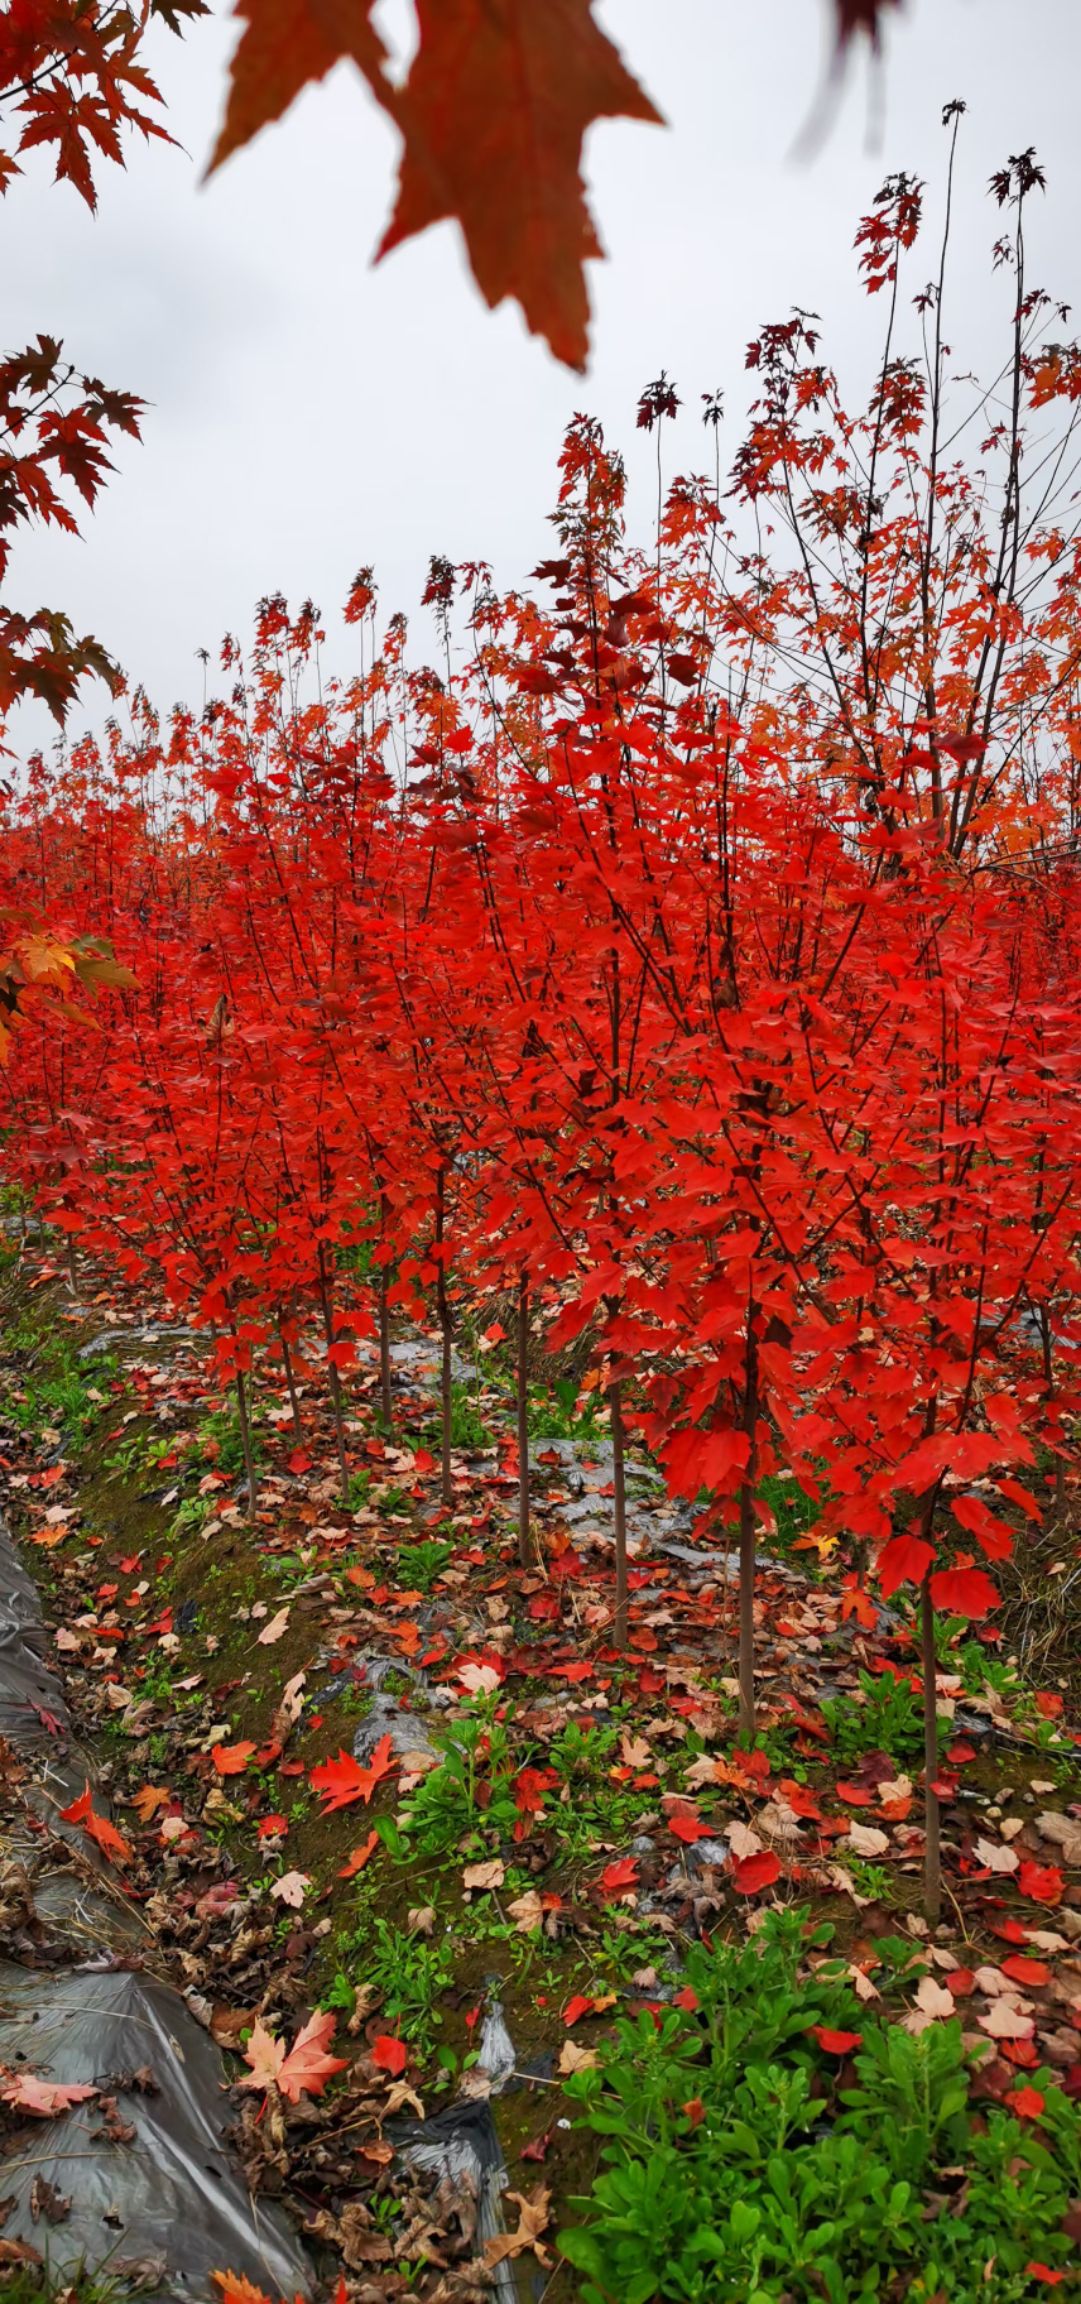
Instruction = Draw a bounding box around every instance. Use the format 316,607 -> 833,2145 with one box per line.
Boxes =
7,0 -> 1081,752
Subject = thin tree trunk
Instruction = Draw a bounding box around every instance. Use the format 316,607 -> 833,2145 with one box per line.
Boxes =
1055,1451 -> 1067,1517
317,1245 -> 350,1507
738,1474 -> 757,1739
66,1235 -> 78,1295
235,1365 -> 258,1520
517,1271 -> 531,1569
920,1573 -> 942,1924
279,1325 -> 302,1429
379,1262 -> 393,1429
435,1167 -> 453,1507
738,1337 -> 760,1739
609,1373 -> 628,1650
378,1190 -> 393,1429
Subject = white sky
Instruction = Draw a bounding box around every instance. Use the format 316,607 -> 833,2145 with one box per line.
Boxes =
7,0 -> 1081,751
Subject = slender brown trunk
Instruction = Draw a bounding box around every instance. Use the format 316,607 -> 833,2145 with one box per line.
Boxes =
920,1573 -> 942,1924
738,1475 -> 757,1739
235,1365 -> 258,1520
737,1336 -> 760,1738
66,1235 -> 78,1295
516,1271 -> 531,1569
279,1325 -> 302,1430
379,1266 -> 392,1429
378,1191 -> 392,1429
609,1373 -> 628,1650
435,1167 -> 453,1507
317,1245 -> 350,1507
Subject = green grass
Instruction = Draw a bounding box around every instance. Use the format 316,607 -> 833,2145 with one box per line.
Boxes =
395,1537 -> 454,1592
561,1906 -> 1081,2303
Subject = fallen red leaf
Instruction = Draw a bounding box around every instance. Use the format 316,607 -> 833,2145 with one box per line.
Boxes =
211,1741 -> 256,1776
339,1830 -> 380,1878
600,1856 -> 639,1893
372,2034 -> 407,2076
1018,1860 -> 1065,1906
563,1995 -> 597,2027
730,1849 -> 782,1896
59,1782 -> 132,1866
667,1804 -> 710,1845
1001,1955 -> 1051,1988
310,1735 -> 395,1812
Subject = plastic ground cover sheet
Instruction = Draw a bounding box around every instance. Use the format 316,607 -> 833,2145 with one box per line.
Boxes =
0,1507 -> 313,2300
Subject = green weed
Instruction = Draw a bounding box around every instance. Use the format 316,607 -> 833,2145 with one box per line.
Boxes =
560,1906 -> 1080,2302
395,1537 -> 454,1592
821,1671 -> 925,1765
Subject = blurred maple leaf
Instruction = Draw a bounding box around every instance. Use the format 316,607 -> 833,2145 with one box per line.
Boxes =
207,0 -> 907,367
833,0 -> 901,49
377,0 -> 661,369
209,0 -> 659,368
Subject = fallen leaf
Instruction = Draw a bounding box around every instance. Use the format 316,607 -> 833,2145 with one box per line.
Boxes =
462,1858 -> 505,1892
277,2010 -> 348,2103
271,1670 -> 307,1741
212,2276 -> 278,2304
1036,1812 -> 1081,1866
211,1742 -> 256,1777
846,1822 -> 890,1859
0,2075 -> 99,2118
269,1870 -> 310,1908
914,1975 -> 955,2020
236,2018 -> 285,2095
1019,1860 -> 1065,1907
58,1783 -> 132,1866
557,2039 -> 598,2075
731,1849 -> 782,1896
726,1819 -> 763,1861
599,1856 -> 639,1894
1001,1956 -> 1051,1988
507,1891 -> 544,1933
457,1662 -> 502,1695
483,2184 -> 551,2270
974,1836 -> 1020,1875
339,1831 -> 380,1878
979,1999 -> 1036,2042
668,1804 -> 710,1844
372,2034 -> 408,2076
129,1783 -> 170,1823
238,2011 -> 346,2102
311,1736 -> 395,1812
256,1607 -> 291,1646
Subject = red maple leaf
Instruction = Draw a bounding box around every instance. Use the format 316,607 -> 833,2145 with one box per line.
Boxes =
310,1734 -> 395,1812
730,1849 -> 783,1896
59,1781 -> 132,1865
